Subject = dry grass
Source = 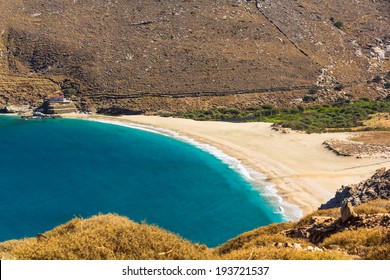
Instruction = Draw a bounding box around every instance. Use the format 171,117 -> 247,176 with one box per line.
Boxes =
1,200 -> 389,260
363,113 -> 390,130
214,215 -> 351,260
221,247 -> 349,260
215,223 -> 297,255
321,228 -> 390,259
350,131 -> 390,147
0,214 -> 212,260
352,199 -> 390,215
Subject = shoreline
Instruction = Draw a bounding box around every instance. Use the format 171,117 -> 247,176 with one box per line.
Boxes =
64,113 -> 390,217
74,116 -> 302,221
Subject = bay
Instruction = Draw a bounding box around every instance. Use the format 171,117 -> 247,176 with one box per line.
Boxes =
0,116 -> 283,247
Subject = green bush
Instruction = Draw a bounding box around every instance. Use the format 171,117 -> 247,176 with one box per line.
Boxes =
308,87 -> 319,95
333,21 -> 344,29
334,84 -> 344,91
372,76 -> 382,83
165,98 -> 390,133
63,88 -> 78,95
303,95 -> 317,102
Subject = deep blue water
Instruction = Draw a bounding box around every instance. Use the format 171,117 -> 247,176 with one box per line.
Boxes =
0,115 -> 283,247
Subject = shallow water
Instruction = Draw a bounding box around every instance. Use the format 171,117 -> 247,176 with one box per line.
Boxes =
0,115 -> 283,247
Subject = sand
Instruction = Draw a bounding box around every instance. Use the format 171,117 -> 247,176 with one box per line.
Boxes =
65,113 -> 390,218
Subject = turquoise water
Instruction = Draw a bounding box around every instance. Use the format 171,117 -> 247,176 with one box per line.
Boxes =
0,115 -> 283,247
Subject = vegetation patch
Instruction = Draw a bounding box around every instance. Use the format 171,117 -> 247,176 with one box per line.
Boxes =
162,98 -> 390,133
333,21 -> 344,30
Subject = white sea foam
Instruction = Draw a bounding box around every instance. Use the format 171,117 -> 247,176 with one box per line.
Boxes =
81,117 -> 303,221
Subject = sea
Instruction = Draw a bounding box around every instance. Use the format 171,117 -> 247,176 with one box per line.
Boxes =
0,115 -> 290,247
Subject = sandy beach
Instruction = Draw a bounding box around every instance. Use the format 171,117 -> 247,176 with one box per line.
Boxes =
65,113 -> 390,217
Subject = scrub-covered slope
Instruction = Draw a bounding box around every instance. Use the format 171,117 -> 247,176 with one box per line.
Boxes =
0,0 -> 389,113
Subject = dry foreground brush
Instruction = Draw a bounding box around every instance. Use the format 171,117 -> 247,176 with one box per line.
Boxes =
0,199 -> 389,260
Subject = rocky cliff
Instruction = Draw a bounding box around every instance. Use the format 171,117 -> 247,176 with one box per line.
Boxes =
0,0 -> 389,113
320,168 -> 390,209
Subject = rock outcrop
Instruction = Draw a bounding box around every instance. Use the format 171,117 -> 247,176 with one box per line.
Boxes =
285,203 -> 390,244
320,168 -> 390,209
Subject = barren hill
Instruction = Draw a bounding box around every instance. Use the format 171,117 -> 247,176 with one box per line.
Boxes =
0,0 -> 389,113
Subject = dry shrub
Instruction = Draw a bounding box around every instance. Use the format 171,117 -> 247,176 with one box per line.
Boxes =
365,245 -> 390,260
215,223 -> 295,255
1,214 -> 212,260
321,228 -> 389,259
354,200 -> 390,215
221,246 -> 349,260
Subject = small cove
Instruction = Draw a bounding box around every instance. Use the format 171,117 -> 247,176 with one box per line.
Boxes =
0,115 -> 284,247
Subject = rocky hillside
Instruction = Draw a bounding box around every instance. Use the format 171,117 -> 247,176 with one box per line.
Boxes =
0,0 -> 389,113
1,199 -> 389,260
320,168 -> 390,209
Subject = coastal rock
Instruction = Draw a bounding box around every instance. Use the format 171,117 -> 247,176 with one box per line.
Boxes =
2,105 -> 31,114
320,168 -> 390,209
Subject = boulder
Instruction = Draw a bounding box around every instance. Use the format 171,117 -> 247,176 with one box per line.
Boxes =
341,202 -> 357,223
307,246 -> 314,251
292,243 -> 303,250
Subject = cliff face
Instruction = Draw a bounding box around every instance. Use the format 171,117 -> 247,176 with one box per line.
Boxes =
320,168 -> 390,209
0,0 -> 389,113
